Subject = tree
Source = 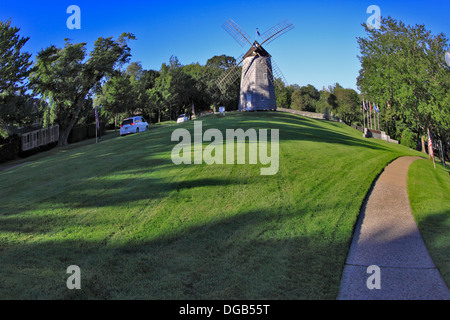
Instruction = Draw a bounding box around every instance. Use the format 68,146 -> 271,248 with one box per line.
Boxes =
97,71 -> 134,130
290,84 -> 320,111
138,69 -> 160,121
150,57 -> 204,121
126,61 -> 143,81
274,80 -> 293,109
30,33 -> 135,146
357,16 -> 450,145
205,55 -> 240,111
334,87 -> 360,125
315,89 -> 334,114
0,19 -> 34,136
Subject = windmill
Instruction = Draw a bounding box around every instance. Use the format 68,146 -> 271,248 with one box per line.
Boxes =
217,19 -> 294,111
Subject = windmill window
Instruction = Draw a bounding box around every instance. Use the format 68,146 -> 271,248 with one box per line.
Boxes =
261,94 -> 265,101
263,73 -> 267,79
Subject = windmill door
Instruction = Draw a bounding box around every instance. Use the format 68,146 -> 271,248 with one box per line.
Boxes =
246,93 -> 252,110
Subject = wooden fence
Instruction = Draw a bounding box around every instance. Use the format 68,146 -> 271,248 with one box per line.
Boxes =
21,125 -> 59,152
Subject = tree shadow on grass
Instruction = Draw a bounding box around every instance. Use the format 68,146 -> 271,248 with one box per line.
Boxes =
416,211 -> 450,289
0,170 -> 258,230
0,206 -> 351,300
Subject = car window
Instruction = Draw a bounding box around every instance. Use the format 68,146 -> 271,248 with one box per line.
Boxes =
122,119 -> 133,125
135,118 -> 141,123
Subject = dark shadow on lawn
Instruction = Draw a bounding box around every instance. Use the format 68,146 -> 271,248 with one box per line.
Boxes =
1,111 -> 395,219
0,175 -> 256,234
416,211 -> 450,289
0,206 -> 350,300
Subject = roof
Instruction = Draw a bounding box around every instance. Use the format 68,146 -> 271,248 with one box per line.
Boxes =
243,41 -> 271,59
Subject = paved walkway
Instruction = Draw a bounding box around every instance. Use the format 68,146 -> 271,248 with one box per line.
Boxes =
338,156 -> 450,300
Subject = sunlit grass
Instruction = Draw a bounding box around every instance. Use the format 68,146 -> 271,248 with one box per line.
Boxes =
0,112 -> 425,299
408,159 -> 450,287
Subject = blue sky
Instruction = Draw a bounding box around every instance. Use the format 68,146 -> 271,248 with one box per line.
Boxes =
1,0 -> 449,92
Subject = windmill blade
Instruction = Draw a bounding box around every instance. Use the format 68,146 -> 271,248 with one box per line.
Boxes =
216,54 -> 244,94
260,20 -> 294,46
266,58 -> 289,91
222,19 -> 253,48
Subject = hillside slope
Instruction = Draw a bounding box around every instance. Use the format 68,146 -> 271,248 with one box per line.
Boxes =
0,111 -> 424,299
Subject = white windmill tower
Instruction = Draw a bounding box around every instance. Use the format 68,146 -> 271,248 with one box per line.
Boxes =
217,19 -> 294,111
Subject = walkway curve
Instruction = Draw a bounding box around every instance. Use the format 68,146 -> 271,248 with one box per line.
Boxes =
338,156 -> 450,300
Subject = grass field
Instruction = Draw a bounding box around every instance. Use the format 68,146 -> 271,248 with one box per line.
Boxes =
0,111 -> 435,299
408,159 -> 450,287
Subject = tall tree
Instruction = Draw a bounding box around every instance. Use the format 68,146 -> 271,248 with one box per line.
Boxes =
357,16 -> 450,144
97,71 -> 134,130
30,33 -> 135,146
206,55 -> 240,111
0,19 -> 34,136
334,87 -> 360,125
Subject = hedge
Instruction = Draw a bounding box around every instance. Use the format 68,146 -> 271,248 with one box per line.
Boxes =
68,123 -> 106,144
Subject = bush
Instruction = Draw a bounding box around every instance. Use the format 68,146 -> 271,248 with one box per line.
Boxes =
400,128 -> 417,149
0,135 -> 21,163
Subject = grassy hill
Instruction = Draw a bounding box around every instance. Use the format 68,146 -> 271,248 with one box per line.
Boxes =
0,111 -> 432,299
408,159 -> 450,287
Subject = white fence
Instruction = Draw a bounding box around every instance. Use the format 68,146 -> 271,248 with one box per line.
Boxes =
21,125 -> 60,152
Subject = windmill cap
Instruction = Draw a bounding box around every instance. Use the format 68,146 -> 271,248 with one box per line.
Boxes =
243,41 -> 272,59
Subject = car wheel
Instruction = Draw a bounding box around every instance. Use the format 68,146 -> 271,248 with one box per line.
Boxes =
136,128 -> 139,133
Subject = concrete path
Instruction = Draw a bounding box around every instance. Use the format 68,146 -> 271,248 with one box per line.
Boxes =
338,156 -> 450,300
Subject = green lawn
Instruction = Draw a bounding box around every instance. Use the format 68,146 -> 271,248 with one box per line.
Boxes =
0,111 -> 427,299
408,159 -> 450,287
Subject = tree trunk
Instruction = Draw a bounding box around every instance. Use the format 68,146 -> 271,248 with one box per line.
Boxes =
158,105 -> 161,123
58,128 -> 71,147
421,136 -> 427,154
56,97 -> 86,147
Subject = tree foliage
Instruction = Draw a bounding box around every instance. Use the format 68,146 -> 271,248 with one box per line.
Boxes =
97,71 -> 134,130
334,87 -> 360,125
30,33 -> 135,146
357,16 -> 450,143
0,19 -> 34,135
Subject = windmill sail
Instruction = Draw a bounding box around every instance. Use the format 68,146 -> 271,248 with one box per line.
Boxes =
217,54 -> 244,94
222,20 -> 253,48
267,58 -> 289,90
260,20 -> 295,46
